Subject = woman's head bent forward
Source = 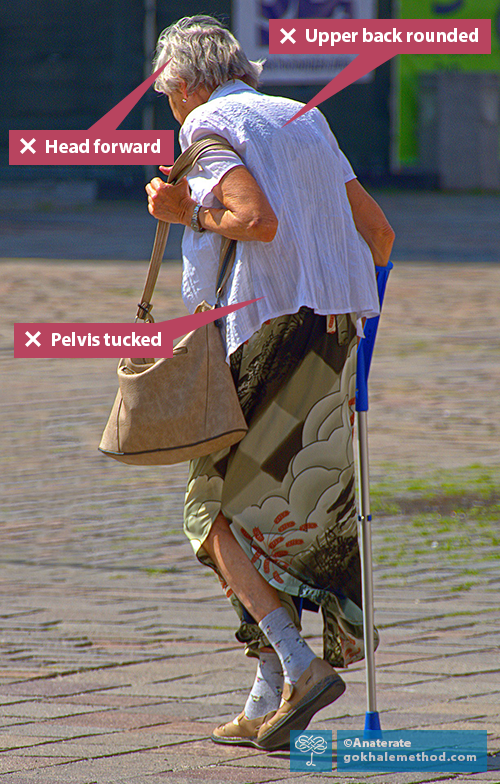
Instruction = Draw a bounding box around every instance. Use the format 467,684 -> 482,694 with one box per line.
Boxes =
153,15 -> 263,102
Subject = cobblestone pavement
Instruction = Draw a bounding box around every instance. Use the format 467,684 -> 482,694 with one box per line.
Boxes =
1,260 -> 499,783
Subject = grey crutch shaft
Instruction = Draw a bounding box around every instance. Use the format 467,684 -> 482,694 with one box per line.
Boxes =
357,409 -> 377,713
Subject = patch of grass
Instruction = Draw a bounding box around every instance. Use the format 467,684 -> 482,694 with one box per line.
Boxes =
142,566 -> 180,576
370,464 -> 500,519
367,465 -> 500,583
450,582 -> 477,592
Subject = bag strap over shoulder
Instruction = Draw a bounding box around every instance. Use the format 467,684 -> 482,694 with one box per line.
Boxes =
136,134 -> 239,322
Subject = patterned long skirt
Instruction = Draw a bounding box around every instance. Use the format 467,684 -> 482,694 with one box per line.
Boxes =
184,307 -> 378,668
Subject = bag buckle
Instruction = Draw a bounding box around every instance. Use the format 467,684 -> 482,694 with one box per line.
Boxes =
136,301 -> 155,323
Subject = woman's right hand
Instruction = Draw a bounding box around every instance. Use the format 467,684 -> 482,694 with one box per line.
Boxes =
145,174 -> 195,226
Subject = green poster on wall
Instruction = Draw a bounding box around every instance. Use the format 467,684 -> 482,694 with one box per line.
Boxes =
397,0 -> 500,166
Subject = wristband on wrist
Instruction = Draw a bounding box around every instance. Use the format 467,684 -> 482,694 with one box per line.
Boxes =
190,203 -> 205,233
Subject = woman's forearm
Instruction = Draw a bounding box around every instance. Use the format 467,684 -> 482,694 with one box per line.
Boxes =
345,179 -> 395,267
198,165 -> 278,242
195,202 -> 277,242
146,164 -> 278,243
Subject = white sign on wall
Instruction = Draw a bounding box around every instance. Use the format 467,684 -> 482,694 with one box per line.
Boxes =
233,0 -> 377,85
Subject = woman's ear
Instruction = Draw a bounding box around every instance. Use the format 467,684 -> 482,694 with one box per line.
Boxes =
179,80 -> 189,102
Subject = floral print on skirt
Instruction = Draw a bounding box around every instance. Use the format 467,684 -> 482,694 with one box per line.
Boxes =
184,307 -> 378,668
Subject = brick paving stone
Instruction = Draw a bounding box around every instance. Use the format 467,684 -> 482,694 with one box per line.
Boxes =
455,692 -> 500,706
360,776 -> 473,784
0,755 -> 82,775
3,753 -> 190,782
125,775 -> 306,784
0,777 -> 94,784
381,681 -> 498,701
247,778 -> 334,784
134,767 -> 292,783
1,703 -> 103,721
33,711 -> 178,732
348,671 -> 439,686
377,655 -> 499,677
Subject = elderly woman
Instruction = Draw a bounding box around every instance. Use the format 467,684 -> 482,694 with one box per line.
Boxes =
146,15 -> 394,751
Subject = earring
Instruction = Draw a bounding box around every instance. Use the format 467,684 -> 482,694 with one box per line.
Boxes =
181,98 -> 187,103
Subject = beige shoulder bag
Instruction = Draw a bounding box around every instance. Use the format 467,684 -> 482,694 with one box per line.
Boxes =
98,135 -> 248,466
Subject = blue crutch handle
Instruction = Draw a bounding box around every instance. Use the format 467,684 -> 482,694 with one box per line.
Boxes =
355,262 -> 393,413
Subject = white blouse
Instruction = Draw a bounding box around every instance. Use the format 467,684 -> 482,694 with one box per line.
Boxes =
179,80 -> 380,358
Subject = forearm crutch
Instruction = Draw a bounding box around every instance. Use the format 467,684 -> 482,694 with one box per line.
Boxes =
355,261 -> 393,737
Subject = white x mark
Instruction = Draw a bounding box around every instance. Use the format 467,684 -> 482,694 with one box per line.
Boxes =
20,137 -> 36,154
25,330 -> 41,347
280,27 -> 296,44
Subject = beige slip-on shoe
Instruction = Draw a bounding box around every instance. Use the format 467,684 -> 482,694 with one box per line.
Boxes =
256,657 -> 346,751
211,711 -> 267,747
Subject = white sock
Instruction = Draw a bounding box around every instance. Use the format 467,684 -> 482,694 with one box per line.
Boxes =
258,607 -> 316,686
243,649 -> 283,720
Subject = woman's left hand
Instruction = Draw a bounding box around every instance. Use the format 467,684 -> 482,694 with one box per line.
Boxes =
145,174 -> 194,225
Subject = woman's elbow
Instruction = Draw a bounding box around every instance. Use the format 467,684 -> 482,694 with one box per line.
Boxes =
382,223 -> 396,253
261,213 -> 279,242
384,222 -> 396,244
373,222 -> 395,265
248,211 -> 279,243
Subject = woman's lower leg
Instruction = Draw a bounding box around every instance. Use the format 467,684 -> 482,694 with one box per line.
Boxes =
244,648 -> 283,719
202,512 -> 282,622
203,512 -> 317,686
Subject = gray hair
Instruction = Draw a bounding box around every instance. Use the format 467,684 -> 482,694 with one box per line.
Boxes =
153,15 -> 264,95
